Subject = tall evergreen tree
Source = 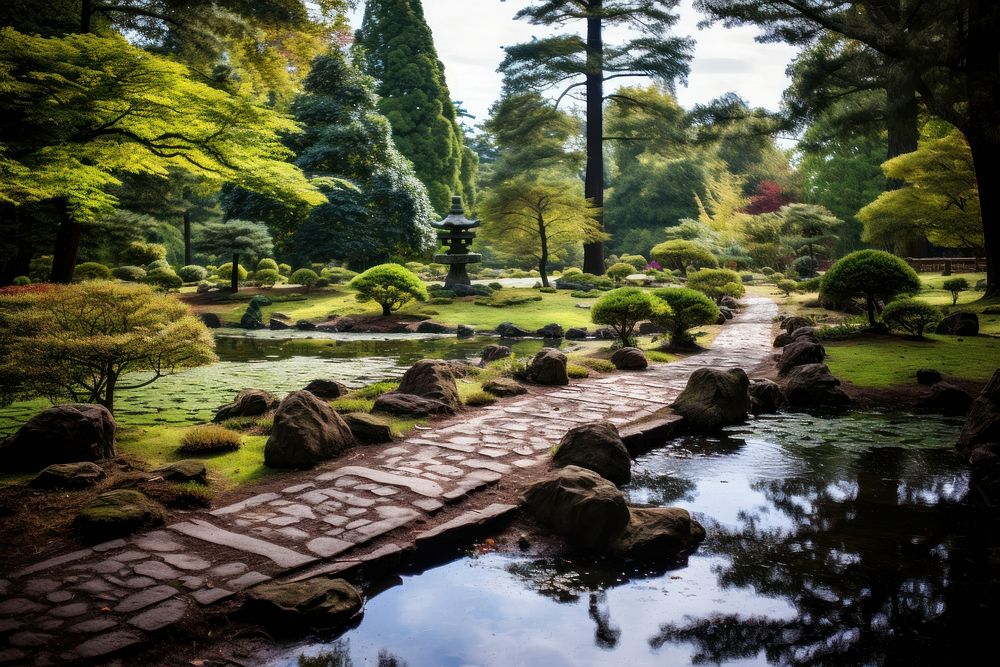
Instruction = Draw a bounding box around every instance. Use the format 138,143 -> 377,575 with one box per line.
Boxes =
356,0 -> 466,216
499,0 -> 693,274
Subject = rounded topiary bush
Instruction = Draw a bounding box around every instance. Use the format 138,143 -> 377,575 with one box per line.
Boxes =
254,268 -> 282,287
792,255 -> 820,278
686,268 -> 746,303
12,275 -> 31,286
278,263 -> 291,276
619,254 -> 648,271
145,259 -> 171,273
322,267 -> 358,284
821,250 -> 921,326
257,258 -> 279,271
606,262 -> 635,284
350,263 -> 428,316
650,240 -> 718,276
591,287 -> 670,348
881,298 -> 943,337
144,267 -> 183,290
177,265 -> 208,283
122,241 -> 167,266
179,424 -> 242,454
652,287 -> 720,347
113,265 -> 146,282
217,262 -> 248,281
760,266 -> 775,276
74,262 -> 112,281
777,279 -> 798,296
290,268 -> 319,289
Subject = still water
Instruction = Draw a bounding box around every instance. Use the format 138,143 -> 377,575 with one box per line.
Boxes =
270,412 -> 998,666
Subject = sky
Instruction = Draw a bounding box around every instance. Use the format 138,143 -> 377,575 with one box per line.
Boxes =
347,0 -> 801,126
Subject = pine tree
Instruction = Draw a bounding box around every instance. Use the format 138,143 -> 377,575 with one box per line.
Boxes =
500,0 -> 693,274
356,0 -> 465,216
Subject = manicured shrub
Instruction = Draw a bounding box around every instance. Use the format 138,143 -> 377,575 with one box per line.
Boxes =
290,268 -> 319,289
607,262 -> 635,284
591,287 -> 670,348
777,279 -> 798,296
881,298 -> 943,337
570,357 -> 615,372
314,277 -> 330,288
12,275 -> 31,286
143,267 -> 183,290
797,276 -> 822,293
792,255 -> 820,278
942,277 -> 969,305
177,265 -> 208,283
145,259 -> 171,273
322,266 -> 358,284
686,268 -> 746,303
217,262 -> 248,281
561,268 -> 584,280
179,424 -> 242,454
464,390 -> 496,407
257,258 -> 279,271
350,263 -> 428,316
113,265 -> 146,281
619,254 -> 648,271
278,263 -> 292,276
122,241 -> 166,266
73,262 -> 112,281
28,255 -> 53,281
650,240 -> 718,276
566,364 -> 590,379
538,286 -> 557,293
760,266 -> 775,276
821,250 -> 921,326
570,290 -> 598,299
488,282 -> 503,291
652,287 -> 720,347
254,268 -> 282,287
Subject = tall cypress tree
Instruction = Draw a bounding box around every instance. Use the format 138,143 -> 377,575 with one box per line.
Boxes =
500,1 -> 693,274
356,0 -> 465,216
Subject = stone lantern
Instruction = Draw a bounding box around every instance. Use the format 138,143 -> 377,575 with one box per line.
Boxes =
432,195 -> 481,288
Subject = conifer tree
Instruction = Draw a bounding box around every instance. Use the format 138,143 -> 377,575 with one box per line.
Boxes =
356,0 -> 466,216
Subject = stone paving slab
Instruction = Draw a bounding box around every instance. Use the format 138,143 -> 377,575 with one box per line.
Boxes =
0,297 -> 776,664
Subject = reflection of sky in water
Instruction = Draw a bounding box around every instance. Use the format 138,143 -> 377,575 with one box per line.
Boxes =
268,412 -> 993,666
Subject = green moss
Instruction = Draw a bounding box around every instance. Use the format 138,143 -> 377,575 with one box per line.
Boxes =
463,390 -> 496,407
566,363 -> 590,379
330,398 -> 375,413
568,356 -> 615,373
351,381 -> 400,399
644,350 -> 679,363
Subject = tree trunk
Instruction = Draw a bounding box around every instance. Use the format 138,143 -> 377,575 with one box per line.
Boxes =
0,206 -> 32,285
865,293 -> 877,327
382,303 -> 391,316
50,199 -> 81,284
966,132 -> 999,296
885,64 -> 926,257
103,369 -> 116,414
183,210 -> 192,266
80,0 -> 92,33
231,252 -> 240,293
582,1 -> 605,275
538,214 -> 550,287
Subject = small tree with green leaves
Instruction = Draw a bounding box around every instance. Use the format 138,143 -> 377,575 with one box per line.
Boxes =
881,298 -> 943,337
606,263 -> 635,285
821,250 -> 921,326
942,277 -> 969,305
777,279 -> 798,296
290,268 -> 319,291
591,287 -> 670,348
686,268 -> 746,304
650,240 -> 718,276
350,263 -> 428,316
652,287 -> 720,347
194,220 -> 273,293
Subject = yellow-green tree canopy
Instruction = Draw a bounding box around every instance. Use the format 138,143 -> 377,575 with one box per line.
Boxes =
858,129 -> 982,251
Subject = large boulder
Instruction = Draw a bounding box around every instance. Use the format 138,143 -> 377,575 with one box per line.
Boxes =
496,322 -> 531,338
480,344 -> 512,367
610,507 -> 706,558
748,378 -> 784,415
936,312 -> 979,336
483,377 -> 527,397
720,296 -> 741,311
782,316 -> 814,334
242,578 -> 363,633
522,466 -> 630,551
917,382 -> 973,417
416,320 -> 450,334
552,422 -> 632,486
957,370 -> 1000,456
778,339 -> 826,374
789,326 -> 818,342
295,320 -> 317,331
303,379 -> 348,400
457,324 -> 476,339
264,391 -> 356,468
527,348 -> 569,386
269,317 -> 291,330
0,404 -> 116,472
342,413 -> 393,444
373,393 -> 454,417
213,389 -> 277,422
537,323 -> 565,339
30,462 -> 106,490
773,332 -> 794,348
565,327 -> 588,340
395,360 -> 460,408
75,490 -> 165,541
610,347 -> 648,370
783,363 -> 851,407
671,368 -> 750,429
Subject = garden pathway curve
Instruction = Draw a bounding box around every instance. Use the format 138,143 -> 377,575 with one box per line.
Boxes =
0,297 -> 777,665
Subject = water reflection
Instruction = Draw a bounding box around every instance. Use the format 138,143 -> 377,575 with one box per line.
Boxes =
270,412 -> 997,666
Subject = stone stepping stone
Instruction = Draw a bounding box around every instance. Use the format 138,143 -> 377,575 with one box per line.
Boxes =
210,492 -> 282,516
161,554 -> 211,571
15,548 -> 93,577
115,585 -> 177,613
132,561 -> 180,581
70,618 -> 118,633
192,588 -> 234,605
414,503 -> 518,545
132,532 -> 184,553
342,507 -> 421,544
74,629 -> 143,659
127,598 -> 186,631
226,572 -> 270,591
169,519 -> 316,570
305,537 -> 352,558
316,466 -> 444,498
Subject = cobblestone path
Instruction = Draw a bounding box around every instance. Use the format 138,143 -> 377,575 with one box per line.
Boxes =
0,297 -> 777,665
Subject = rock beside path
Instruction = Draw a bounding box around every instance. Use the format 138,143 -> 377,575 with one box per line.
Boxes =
242,577 -> 363,633
610,507 -> 706,558
480,344 -> 512,367
482,377 -> 527,397
782,316 -> 814,334
373,393 -> 454,417
748,378 -> 784,414
396,360 -> 460,408
75,490 -> 165,541
778,339 -> 826,374
522,466 -> 630,550
611,347 -> 648,370
343,413 -> 393,444
0,404 -> 117,472
213,389 -> 277,422
30,462 -> 106,489
783,363 -> 851,407
154,460 -> 208,485
304,379 -> 348,399
552,422 -> 631,485
527,349 -> 569,386
671,368 -> 749,429
265,391 -> 356,468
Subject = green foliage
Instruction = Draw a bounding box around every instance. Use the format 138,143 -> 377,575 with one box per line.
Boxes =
351,381 -> 400,400
143,267 -> 183,290
619,254 -> 648,271
112,265 -> 146,282
28,255 -> 52,282
651,287 -> 720,346
821,250 -> 921,326
123,241 -> 167,267
0,282 -> 216,411
350,263 -> 428,316
570,357 -> 616,372
290,268 -> 320,288
464,390 -> 496,407
761,266 -> 775,276
570,290 -> 599,299
257,258 -> 279,271
278,263 -> 292,276
145,259 -> 170,272
12,276 -> 30,286
322,267 -> 358,284
780,203 -> 841,261
73,262 -> 111,282
942,277 -> 970,305
791,255 -> 820,278
591,287 -> 670,347
179,425 -> 243,455
777,279 -> 798,296
797,276 -> 823,293
254,269 -> 282,287
216,263 -> 248,281
606,262 -> 635,284
475,295 -> 544,308
881,298 -> 943,337
195,220 -> 273,268
566,364 -> 591,379
651,240 -> 718,276
177,265 -> 208,283
686,268 -> 746,303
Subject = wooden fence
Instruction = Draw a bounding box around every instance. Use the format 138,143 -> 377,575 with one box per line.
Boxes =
905,257 -> 987,274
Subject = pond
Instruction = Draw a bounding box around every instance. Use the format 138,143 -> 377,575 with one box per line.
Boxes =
0,330 -> 556,432
267,411 -> 998,666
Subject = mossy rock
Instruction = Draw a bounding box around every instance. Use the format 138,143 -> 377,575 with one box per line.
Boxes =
154,460 -> 208,485
343,412 -> 393,444
242,577 -> 364,634
75,490 -> 166,542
